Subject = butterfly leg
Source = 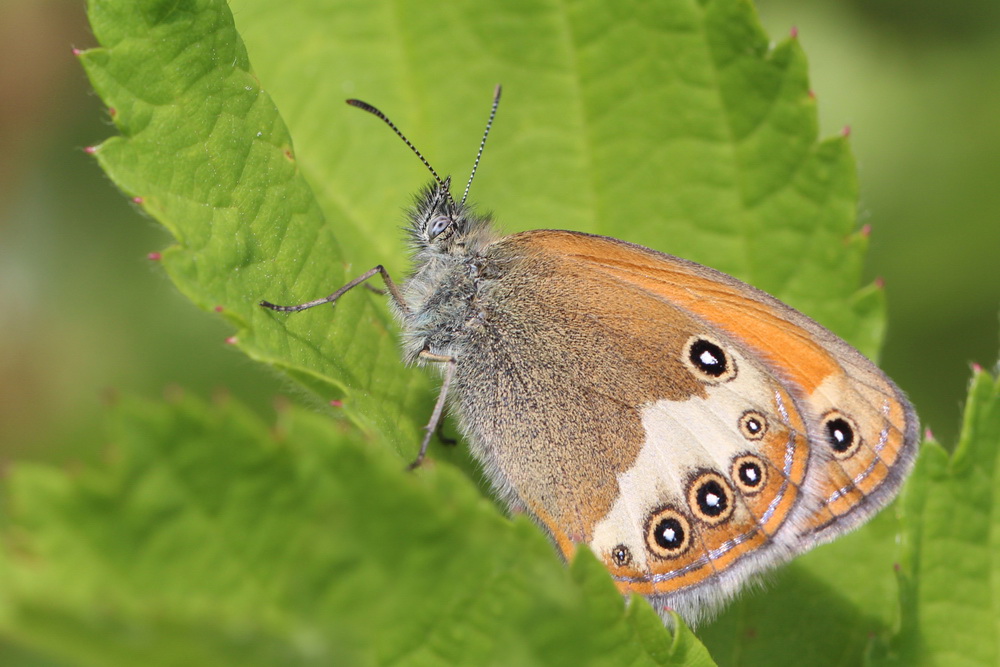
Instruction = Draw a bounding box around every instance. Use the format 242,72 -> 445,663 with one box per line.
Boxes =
436,419 -> 457,446
259,264 -> 409,315
409,350 -> 457,470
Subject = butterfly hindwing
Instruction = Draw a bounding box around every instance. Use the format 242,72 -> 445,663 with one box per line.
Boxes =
450,230 -> 917,621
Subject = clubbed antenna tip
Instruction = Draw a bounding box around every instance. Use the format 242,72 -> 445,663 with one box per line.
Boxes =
462,85 -> 502,206
345,98 -> 447,190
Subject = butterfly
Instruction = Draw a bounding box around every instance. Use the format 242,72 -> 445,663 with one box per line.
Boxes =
261,86 -> 919,625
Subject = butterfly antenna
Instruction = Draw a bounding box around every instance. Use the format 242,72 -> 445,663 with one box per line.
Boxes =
461,84 -> 502,206
345,98 -> 448,192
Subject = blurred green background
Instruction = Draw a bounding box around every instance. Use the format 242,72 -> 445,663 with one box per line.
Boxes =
1,0 -> 997,467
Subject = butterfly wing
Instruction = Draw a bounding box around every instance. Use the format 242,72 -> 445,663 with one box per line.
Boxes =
534,230 -> 919,542
451,229 -> 917,622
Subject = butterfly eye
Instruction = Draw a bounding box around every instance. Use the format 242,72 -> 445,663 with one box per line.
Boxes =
645,507 -> 691,559
687,471 -> 735,525
427,215 -> 452,239
683,336 -> 737,383
731,454 -> 767,495
738,411 -> 768,440
823,410 -> 861,459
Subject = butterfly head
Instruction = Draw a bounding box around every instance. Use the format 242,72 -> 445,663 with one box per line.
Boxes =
347,86 -> 503,259
407,178 -> 497,257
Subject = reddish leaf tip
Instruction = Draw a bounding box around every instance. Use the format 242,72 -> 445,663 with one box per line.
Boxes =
790,26 -> 799,39
225,336 -> 238,345
841,125 -> 852,137
214,305 -> 224,313
146,251 -> 162,261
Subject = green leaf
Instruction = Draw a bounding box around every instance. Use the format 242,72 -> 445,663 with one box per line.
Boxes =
78,0 -> 880,455
868,366 -> 1000,667
698,507 -> 907,666
80,0 -> 428,452
0,395 -> 711,666
49,0 -> 907,663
